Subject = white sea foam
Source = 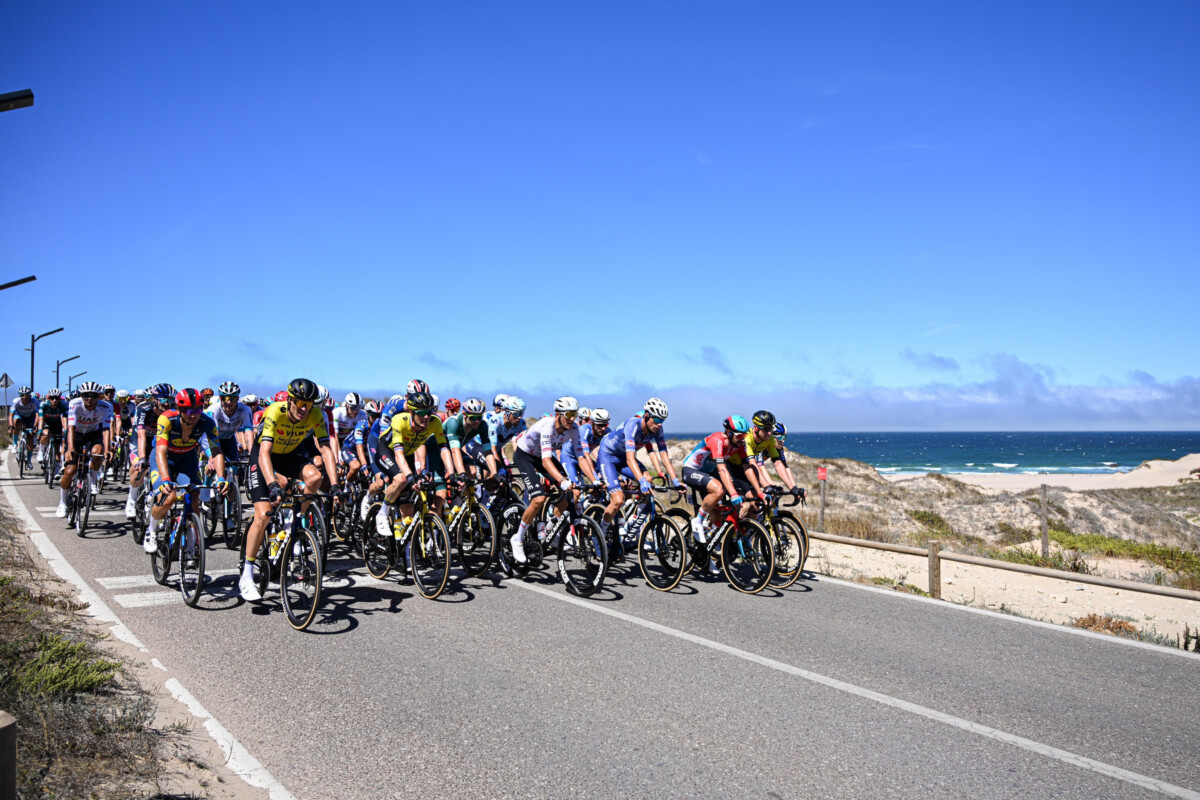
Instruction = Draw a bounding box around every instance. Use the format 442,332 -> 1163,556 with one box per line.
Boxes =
992,463 -> 1018,468
878,467 -> 900,473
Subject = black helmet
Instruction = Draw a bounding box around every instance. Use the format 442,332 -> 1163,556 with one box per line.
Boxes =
751,409 -> 776,430
287,378 -> 320,403
407,391 -> 436,412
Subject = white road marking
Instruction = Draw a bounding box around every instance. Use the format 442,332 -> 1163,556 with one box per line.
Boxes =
511,580 -> 1200,800
99,569 -> 238,590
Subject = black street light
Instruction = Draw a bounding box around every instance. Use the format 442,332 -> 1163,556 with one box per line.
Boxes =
68,372 -> 87,392
0,89 -> 34,113
0,275 -> 36,292
30,327 -> 63,391
55,356 -> 80,390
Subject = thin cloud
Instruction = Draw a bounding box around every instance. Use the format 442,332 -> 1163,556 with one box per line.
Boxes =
418,352 -> 461,372
921,323 -> 960,337
238,340 -> 282,364
902,349 -> 959,372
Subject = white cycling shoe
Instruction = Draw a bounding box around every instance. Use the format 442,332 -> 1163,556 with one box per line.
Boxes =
238,572 -> 262,602
143,532 -> 158,554
125,498 -> 137,519
55,502 -> 67,518
511,535 -> 527,564
375,508 -> 392,540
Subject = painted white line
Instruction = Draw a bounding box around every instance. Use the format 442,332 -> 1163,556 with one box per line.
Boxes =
99,568 -> 239,591
112,591 -> 183,608
511,580 -> 1200,799
810,573 -> 1200,662
151,658 -> 168,672
1,455 -> 295,800
166,679 -> 298,800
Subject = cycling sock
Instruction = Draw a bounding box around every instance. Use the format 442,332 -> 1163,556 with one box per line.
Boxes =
59,488 -> 67,503
148,516 -> 158,534
127,485 -> 137,501
513,521 -> 527,544
697,510 -> 709,525
242,559 -> 255,578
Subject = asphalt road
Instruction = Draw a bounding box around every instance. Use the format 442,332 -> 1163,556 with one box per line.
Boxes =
5,456 -> 1199,800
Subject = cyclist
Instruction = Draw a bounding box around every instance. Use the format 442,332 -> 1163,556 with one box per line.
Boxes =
559,406 -> 592,484
486,396 -> 527,474
681,415 -> 761,542
508,397 -> 596,563
744,410 -> 802,497
142,388 -> 228,555
36,388 -> 67,467
437,397 -> 461,423
8,387 -> 39,463
205,382 -> 254,461
372,391 -> 452,540
444,397 -> 497,481
58,382 -> 114,517
340,399 -> 377,485
126,384 -> 172,520
332,392 -> 367,464
240,378 -> 340,602
595,398 -> 683,540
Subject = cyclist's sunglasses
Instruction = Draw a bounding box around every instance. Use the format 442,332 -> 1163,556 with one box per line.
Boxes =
290,399 -> 313,412
413,410 -> 432,419
560,410 -> 577,418
649,415 -> 666,424
465,413 -> 483,421
81,393 -> 100,399
182,407 -> 203,416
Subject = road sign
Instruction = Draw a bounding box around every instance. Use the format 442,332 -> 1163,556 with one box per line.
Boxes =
0,373 -> 11,389
817,467 -> 827,481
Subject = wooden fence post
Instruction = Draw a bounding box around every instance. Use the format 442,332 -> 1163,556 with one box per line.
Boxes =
0,709 -> 15,800
818,477 -> 826,532
1040,484 -> 1049,558
928,540 -> 941,599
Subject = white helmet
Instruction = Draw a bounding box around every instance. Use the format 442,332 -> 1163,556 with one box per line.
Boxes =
243,394 -> 258,405
116,389 -> 130,399
344,392 -> 362,408
554,396 -> 579,414
493,393 -> 510,408
644,398 -> 669,419
407,379 -> 429,395
592,408 -> 611,424
463,397 -> 486,415
316,384 -> 330,404
503,396 -> 526,414
578,406 -> 592,421
431,393 -> 440,409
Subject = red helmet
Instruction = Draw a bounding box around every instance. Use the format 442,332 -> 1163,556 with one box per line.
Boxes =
445,397 -> 461,413
274,390 -> 288,403
175,388 -> 204,409
201,387 -> 214,399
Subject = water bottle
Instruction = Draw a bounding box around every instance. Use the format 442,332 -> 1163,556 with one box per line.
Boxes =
536,521 -> 548,542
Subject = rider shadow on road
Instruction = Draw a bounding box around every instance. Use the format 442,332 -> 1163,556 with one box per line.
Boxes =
73,518 -> 125,541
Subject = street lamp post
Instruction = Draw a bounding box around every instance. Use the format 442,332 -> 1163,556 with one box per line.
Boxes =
29,327 -> 63,392
68,372 -> 87,392
55,356 -> 80,390
0,275 -> 36,292
0,89 -> 34,112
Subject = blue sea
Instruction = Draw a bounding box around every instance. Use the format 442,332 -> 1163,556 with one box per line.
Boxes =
678,432 -> 1200,476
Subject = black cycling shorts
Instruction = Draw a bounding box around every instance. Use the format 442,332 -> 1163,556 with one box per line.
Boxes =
246,443 -> 313,504
512,447 -> 564,500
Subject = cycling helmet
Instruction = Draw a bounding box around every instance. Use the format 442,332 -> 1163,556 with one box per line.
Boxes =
578,407 -> 592,421
407,391 -> 436,412
773,422 -> 788,438
175,388 -> 204,409
103,384 -> 115,393
315,384 -> 330,404
287,378 -> 320,403
201,388 -> 214,400
493,393 -> 510,408
132,388 -> 146,399
445,397 -> 461,413
364,400 -> 380,416
751,409 -> 776,430
591,408 -> 611,424
554,396 -> 579,413
273,390 -> 288,403
724,415 -> 750,434
152,383 -> 175,401
17,386 -> 31,396
78,381 -> 102,395
47,388 -> 62,398
644,398 -> 669,419
242,393 -> 257,406
430,393 -> 440,409
462,397 -> 485,415
503,396 -> 526,414
344,392 -> 362,408
406,379 -> 429,395
70,389 -> 81,399
116,389 -> 130,400
388,394 -> 404,407
218,381 -> 240,397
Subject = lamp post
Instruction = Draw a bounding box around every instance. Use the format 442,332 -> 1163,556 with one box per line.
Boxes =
30,327 -> 63,392
0,276 -> 36,292
55,356 -> 80,390
0,89 -> 34,113
68,372 -> 87,392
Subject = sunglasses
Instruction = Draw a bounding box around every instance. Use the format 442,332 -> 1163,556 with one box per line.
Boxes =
413,410 -> 432,419
560,410 -> 577,418
182,407 -> 203,416
81,393 -> 100,399
649,416 -> 666,424
290,400 -> 313,412
465,413 -> 483,421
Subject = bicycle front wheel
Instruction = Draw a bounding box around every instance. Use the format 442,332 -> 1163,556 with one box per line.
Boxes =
223,477 -> 244,550
361,503 -> 392,580
457,503 -> 497,579
281,526 -> 323,630
768,517 -> 806,589
557,515 -> 608,597
409,513 -> 451,599
179,513 -> 206,607
637,517 -> 686,592
720,519 -> 774,595
151,512 -> 174,586
76,487 -> 93,537
497,501 -> 530,578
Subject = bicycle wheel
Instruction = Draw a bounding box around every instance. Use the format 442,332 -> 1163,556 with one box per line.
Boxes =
456,503 -> 497,578
637,516 -> 686,591
76,485 -> 93,537
151,512 -> 174,586
720,519 -> 774,595
557,515 -> 608,597
280,526 -> 323,630
409,513 -> 451,599
497,501 -> 530,578
178,513 -> 206,607
223,477 -> 244,550
331,491 -> 353,542
361,502 -> 392,580
131,491 -> 147,546
779,512 -> 810,571
767,517 -> 806,589
303,504 -> 329,555
17,441 -> 26,479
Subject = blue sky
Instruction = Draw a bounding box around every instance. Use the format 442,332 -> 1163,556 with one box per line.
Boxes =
2,2 -> 1198,430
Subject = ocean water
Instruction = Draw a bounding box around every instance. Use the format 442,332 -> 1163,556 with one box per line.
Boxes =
678,432 -> 1200,475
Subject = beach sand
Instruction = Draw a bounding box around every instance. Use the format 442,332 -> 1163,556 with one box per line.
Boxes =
882,452 -> 1200,493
